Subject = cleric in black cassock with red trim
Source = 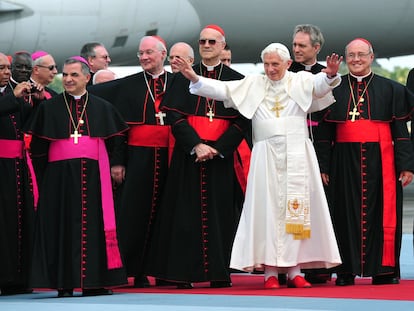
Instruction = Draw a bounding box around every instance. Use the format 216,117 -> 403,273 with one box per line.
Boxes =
145,25 -> 250,288
88,36 -> 174,287
25,57 -> 128,297
0,53 -> 37,295
314,38 -> 414,286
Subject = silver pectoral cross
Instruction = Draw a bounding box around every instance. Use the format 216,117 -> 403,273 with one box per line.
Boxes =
70,130 -> 82,144
155,111 -> 167,125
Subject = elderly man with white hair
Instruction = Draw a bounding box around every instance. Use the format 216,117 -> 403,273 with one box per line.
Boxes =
176,42 -> 343,289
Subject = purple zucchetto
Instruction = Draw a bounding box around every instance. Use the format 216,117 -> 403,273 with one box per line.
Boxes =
31,50 -> 49,61
69,56 -> 90,68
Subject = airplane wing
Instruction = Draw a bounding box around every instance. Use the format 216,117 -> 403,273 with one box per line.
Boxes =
0,1 -> 24,13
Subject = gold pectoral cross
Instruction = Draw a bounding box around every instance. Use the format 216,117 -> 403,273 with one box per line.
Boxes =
206,108 -> 215,122
70,130 -> 82,144
271,99 -> 284,117
349,107 -> 360,122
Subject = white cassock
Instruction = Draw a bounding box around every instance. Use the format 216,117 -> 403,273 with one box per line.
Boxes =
189,71 -> 342,271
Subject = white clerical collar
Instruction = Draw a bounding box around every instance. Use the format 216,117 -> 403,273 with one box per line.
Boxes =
145,70 -> 165,79
30,77 -> 40,85
302,61 -> 317,71
202,61 -> 221,71
0,85 -> 6,93
350,71 -> 372,82
67,92 -> 86,100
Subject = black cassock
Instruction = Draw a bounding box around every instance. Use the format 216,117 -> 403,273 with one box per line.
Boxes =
25,92 -> 128,289
314,73 -> 414,277
89,71 -> 173,280
289,61 -> 325,74
0,86 -> 35,291
145,63 -> 251,283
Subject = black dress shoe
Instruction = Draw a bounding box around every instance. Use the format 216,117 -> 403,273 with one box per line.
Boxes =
133,276 -> 150,288
57,289 -> 74,298
176,282 -> 193,289
1,286 -> 33,296
335,274 -> 355,286
82,288 -> 113,296
155,279 -> 178,286
305,273 -> 331,284
210,280 -> 232,288
372,275 -> 400,285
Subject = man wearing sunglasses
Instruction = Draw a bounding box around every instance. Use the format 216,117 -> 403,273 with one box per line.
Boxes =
30,51 -> 58,101
145,24 -> 250,289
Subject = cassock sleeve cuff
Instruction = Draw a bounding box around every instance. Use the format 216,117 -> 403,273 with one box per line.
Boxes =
189,76 -> 204,92
325,73 -> 341,87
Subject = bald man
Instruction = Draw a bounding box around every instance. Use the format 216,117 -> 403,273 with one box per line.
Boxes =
168,42 -> 194,73
92,69 -> 116,84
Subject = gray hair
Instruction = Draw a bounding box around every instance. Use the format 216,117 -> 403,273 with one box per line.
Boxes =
140,36 -> 167,53
293,24 -> 325,49
170,42 -> 194,59
345,38 -> 374,55
64,58 -> 91,76
80,42 -> 104,59
33,54 -> 48,66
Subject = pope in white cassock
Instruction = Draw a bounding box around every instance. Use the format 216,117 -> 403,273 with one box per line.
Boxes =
176,43 -> 342,289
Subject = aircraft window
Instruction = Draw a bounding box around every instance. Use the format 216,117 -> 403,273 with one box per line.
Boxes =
113,36 -> 128,48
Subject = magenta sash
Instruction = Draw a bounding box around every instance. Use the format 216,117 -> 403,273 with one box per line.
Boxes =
0,139 -> 39,209
48,136 -> 122,269
0,139 -> 24,158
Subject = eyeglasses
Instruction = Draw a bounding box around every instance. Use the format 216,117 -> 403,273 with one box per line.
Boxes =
37,64 -> 58,70
199,39 -> 219,45
137,49 -> 159,58
95,55 -> 110,60
346,52 -> 372,60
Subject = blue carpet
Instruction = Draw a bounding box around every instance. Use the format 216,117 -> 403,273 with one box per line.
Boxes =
1,234 -> 413,311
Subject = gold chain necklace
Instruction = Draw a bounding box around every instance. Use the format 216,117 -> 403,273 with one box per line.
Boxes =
144,71 -> 168,125
63,92 -> 89,144
200,63 -> 223,122
347,74 -> 374,122
143,71 -> 167,103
